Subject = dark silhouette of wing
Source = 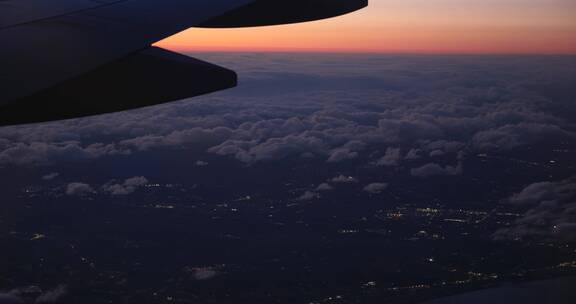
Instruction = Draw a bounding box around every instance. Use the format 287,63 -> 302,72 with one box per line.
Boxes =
0,0 -> 367,126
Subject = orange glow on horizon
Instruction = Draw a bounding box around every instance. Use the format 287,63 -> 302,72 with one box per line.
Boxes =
157,0 -> 576,55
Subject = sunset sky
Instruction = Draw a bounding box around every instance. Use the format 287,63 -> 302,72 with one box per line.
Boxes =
157,0 -> 576,54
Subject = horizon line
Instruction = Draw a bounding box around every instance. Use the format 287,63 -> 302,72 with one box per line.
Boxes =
163,46 -> 576,56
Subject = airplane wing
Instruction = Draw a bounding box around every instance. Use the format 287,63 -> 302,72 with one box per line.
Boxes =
0,0 -> 367,126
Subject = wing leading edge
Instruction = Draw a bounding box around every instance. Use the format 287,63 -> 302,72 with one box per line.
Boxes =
0,0 -> 368,126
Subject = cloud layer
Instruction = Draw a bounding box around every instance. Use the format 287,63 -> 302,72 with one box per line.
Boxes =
494,177 -> 576,243
0,285 -> 66,304
1,55 -> 573,173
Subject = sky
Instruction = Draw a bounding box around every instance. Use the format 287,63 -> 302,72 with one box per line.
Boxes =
157,0 -> 576,54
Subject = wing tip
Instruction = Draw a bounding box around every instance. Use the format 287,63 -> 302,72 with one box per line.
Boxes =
198,0 -> 368,28
0,47 -> 237,127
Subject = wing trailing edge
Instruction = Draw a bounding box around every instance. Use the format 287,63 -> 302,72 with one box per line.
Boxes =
0,47 -> 236,126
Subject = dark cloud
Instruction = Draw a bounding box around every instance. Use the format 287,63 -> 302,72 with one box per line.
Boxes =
494,177 -> 576,242
35,285 -> 66,304
316,183 -> 333,191
423,140 -> 465,154
0,142 -> 98,166
376,147 -> 401,166
330,175 -> 358,183
65,183 -> 94,197
429,150 -> 445,157
509,182 -> 560,205
0,293 -> 21,304
472,123 -> 574,152
210,134 -> 328,164
0,285 -> 66,304
102,176 -> 148,196
327,148 -> 358,163
363,182 -> 389,194
299,191 -> 320,201
41,172 -> 59,180
404,148 -> 422,160
186,267 -> 221,281
119,127 -> 232,152
195,160 -> 209,167
411,162 -> 463,178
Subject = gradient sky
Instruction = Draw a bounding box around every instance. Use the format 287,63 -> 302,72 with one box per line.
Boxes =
157,0 -> 576,54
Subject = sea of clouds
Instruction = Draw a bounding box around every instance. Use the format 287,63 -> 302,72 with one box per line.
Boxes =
0,53 -> 575,242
